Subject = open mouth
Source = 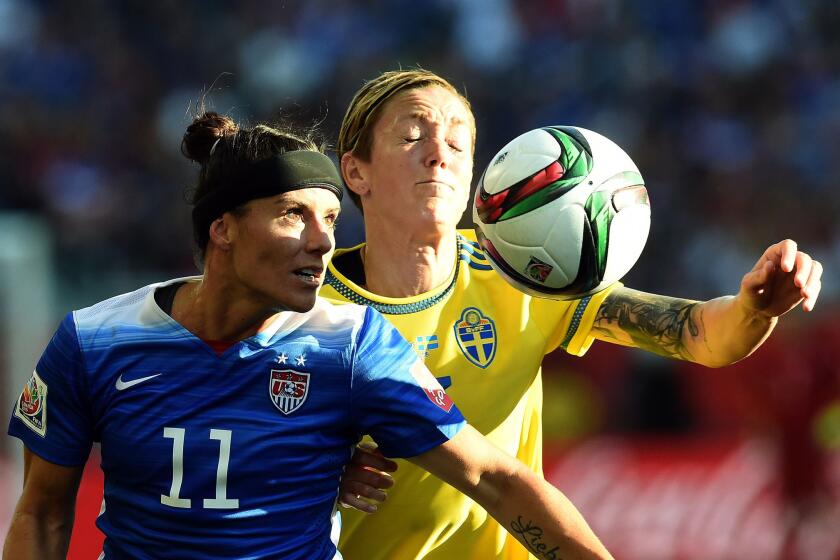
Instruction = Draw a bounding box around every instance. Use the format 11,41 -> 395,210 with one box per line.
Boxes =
294,267 -> 323,283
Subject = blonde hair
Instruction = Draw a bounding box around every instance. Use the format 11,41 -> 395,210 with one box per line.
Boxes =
338,68 -> 476,209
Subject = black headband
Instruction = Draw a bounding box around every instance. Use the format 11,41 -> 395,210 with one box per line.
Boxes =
192,150 -> 344,241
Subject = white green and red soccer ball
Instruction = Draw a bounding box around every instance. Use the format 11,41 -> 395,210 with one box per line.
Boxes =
473,126 -> 650,300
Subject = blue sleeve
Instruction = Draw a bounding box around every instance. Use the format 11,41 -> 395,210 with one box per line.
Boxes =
7,313 -> 93,466
350,307 -> 465,458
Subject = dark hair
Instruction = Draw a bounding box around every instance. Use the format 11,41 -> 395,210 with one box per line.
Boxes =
181,112 -> 325,263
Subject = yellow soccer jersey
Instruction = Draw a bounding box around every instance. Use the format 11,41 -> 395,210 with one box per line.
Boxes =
321,230 -> 615,560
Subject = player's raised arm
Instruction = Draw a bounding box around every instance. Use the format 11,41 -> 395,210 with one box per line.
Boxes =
3,448 -> 84,560
590,239 -> 822,367
408,425 -> 614,560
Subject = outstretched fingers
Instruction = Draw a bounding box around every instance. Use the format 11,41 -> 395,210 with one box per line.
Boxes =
738,239 -> 826,316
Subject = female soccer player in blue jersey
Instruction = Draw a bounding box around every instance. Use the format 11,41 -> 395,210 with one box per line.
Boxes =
4,112 -> 614,560
323,68 -> 824,560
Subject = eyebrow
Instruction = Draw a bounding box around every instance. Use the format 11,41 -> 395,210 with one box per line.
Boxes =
271,194 -> 339,208
272,195 -> 298,205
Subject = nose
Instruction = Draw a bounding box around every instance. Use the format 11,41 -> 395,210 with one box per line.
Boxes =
424,136 -> 449,170
303,217 -> 334,256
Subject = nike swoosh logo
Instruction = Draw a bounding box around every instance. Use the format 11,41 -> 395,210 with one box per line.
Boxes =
115,373 -> 162,391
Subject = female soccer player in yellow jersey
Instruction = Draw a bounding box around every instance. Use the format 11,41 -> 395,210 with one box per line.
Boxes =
321,68 -> 824,560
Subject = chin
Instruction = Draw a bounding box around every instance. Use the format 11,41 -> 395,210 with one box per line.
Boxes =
425,200 -> 466,225
273,292 -> 318,314
415,204 -> 451,224
286,299 -> 317,313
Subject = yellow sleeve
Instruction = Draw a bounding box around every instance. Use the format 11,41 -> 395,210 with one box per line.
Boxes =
538,282 -> 621,357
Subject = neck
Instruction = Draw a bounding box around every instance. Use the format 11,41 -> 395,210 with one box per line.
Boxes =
171,274 -> 277,343
362,220 -> 458,297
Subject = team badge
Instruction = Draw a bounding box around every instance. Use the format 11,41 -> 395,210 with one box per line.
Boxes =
453,307 -> 497,368
409,361 -> 454,413
269,369 -> 310,415
525,256 -> 553,283
14,370 -> 47,437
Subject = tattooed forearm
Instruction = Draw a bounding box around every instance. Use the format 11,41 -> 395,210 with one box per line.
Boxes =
593,287 -> 705,361
510,516 -> 564,560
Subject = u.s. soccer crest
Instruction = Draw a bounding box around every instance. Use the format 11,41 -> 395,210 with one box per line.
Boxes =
269,369 -> 310,415
453,307 -> 497,368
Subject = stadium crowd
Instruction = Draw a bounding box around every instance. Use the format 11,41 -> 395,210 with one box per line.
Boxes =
1,0 -> 838,304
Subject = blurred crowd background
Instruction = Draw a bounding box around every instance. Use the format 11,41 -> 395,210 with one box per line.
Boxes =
1,1 -> 838,559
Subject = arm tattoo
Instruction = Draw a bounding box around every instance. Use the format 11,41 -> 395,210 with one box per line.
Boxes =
593,288 -> 704,361
510,516 -> 564,560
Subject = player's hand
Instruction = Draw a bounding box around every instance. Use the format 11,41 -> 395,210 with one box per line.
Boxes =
338,442 -> 398,513
738,239 -> 822,317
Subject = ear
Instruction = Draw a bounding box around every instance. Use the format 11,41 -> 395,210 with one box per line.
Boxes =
208,214 -> 235,250
341,152 -> 370,198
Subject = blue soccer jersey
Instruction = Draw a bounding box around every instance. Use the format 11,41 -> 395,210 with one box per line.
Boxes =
8,278 -> 465,560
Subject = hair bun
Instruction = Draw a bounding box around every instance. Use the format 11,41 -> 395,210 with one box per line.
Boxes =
181,112 -> 238,165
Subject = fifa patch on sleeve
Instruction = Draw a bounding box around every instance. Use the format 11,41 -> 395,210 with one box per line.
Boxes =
14,370 -> 48,437
409,361 -> 454,413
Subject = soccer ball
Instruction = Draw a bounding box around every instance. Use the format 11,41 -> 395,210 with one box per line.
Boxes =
473,126 -> 650,300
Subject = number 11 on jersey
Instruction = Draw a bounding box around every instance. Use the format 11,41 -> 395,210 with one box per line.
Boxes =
161,427 -> 239,509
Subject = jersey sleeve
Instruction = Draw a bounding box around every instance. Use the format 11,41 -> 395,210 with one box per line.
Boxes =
7,313 -> 93,466
350,307 -> 465,459
537,282 -> 621,357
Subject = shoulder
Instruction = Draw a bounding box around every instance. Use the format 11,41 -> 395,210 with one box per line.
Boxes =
310,296 -> 370,325
72,277 -> 194,347
457,228 -> 478,243
456,230 -> 494,273
285,297 -> 372,340
309,299 -> 398,346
